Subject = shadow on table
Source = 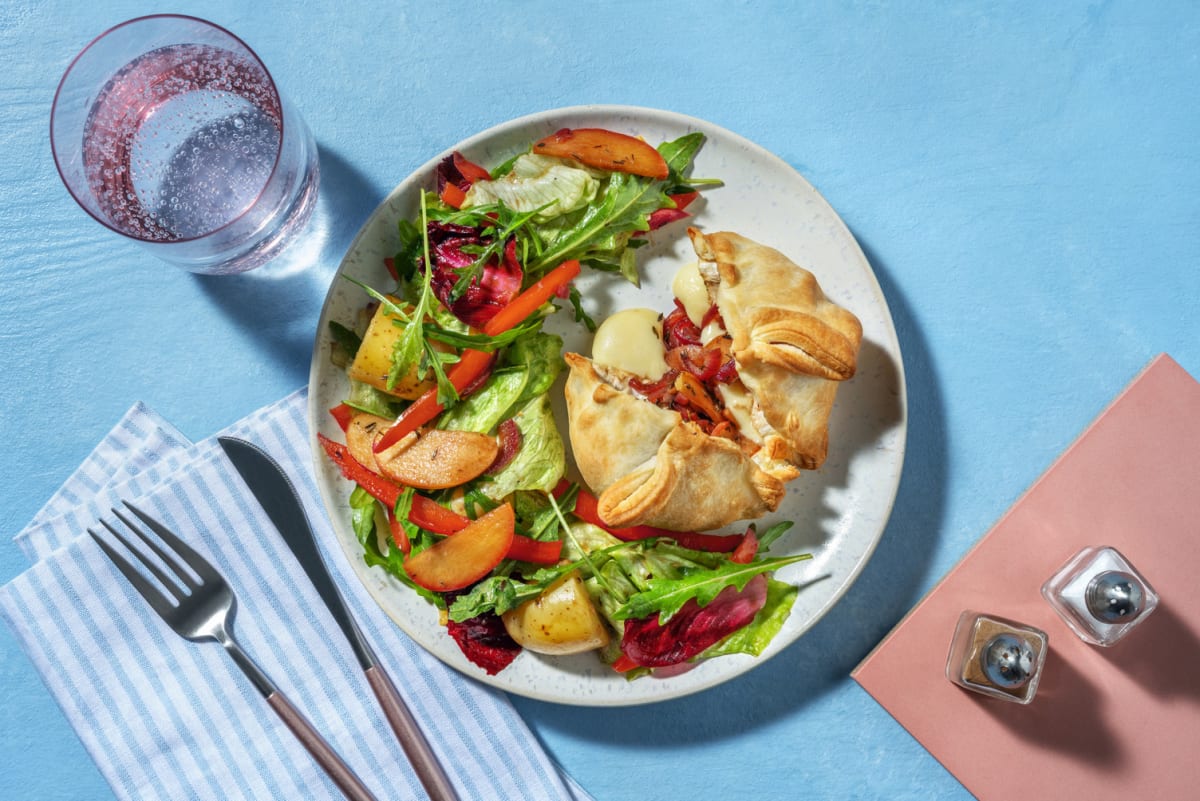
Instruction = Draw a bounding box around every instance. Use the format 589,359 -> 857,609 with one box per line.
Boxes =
191,145 -> 382,386
513,233 -> 951,747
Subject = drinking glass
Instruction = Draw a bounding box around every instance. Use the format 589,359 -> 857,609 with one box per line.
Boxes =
51,15 -> 320,275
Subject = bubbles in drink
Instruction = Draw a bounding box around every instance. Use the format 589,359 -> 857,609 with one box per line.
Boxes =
153,105 -> 278,238
82,43 -> 282,241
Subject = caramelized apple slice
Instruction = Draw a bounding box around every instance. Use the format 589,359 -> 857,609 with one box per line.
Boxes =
533,128 -> 669,180
376,428 -> 499,490
403,503 -> 515,592
344,412 -> 396,473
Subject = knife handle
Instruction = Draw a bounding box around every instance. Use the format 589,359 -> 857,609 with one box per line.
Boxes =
267,691 -> 379,801
364,665 -> 461,801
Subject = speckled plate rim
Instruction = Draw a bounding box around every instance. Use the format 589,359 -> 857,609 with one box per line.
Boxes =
308,104 -> 907,706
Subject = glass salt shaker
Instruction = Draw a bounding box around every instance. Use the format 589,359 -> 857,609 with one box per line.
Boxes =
1041,546 -> 1158,647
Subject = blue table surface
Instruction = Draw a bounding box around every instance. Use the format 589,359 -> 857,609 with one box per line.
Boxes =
4,2 -> 1198,799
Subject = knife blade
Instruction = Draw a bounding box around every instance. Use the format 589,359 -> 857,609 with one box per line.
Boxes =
218,436 -> 460,801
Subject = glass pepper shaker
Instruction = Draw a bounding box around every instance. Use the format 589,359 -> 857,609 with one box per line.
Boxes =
946,611 -> 1048,704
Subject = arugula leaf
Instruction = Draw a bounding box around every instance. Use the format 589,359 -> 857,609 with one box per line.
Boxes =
658,132 -> 705,178
567,285 -> 597,332
447,562 -> 577,622
391,219 -> 422,284
422,317 -> 544,351
754,520 -> 794,552
527,170 -> 663,279
613,552 -> 810,623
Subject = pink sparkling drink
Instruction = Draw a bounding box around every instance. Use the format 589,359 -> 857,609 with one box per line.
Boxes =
52,16 -> 319,274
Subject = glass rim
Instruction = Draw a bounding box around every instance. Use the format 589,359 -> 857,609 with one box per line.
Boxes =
50,14 -> 289,245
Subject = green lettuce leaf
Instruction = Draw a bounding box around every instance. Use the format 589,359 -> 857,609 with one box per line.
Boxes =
463,154 -> 600,222
436,368 -> 528,434
344,379 -> 401,419
700,578 -> 799,659
503,331 -> 563,404
481,394 -> 565,499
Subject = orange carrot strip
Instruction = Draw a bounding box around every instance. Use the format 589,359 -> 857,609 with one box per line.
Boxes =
482,260 -> 581,337
440,182 -> 467,209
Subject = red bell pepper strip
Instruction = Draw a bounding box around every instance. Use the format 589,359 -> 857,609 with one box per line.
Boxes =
319,433 -> 403,507
730,527 -> 759,564
555,481 -> 742,553
670,191 -> 699,211
482,259 -> 581,337
610,654 -> 641,673
506,535 -> 563,565
372,348 -> 495,453
387,509 -> 411,556
328,403 -> 354,433
408,497 -> 471,536
318,433 -> 470,534
383,256 -> 400,282
452,152 -> 492,184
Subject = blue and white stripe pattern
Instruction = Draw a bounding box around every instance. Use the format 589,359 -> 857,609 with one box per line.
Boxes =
1,391 -> 592,801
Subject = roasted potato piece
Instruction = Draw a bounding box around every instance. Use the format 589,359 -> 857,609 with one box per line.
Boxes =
347,299 -> 449,399
502,571 -> 611,655
376,428 -> 499,490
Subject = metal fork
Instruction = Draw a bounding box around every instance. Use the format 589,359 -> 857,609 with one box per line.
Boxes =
89,502 -> 379,801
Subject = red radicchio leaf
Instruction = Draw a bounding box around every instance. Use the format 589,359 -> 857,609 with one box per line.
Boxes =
436,151 -> 490,194
647,207 -> 690,231
435,153 -> 470,195
619,574 -> 769,668
486,418 -> 522,475
426,222 -> 524,328
445,611 -> 521,675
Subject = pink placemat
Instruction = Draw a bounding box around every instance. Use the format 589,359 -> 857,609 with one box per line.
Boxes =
853,353 -> 1200,800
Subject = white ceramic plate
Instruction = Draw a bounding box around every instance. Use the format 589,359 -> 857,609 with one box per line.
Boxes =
309,105 -> 906,706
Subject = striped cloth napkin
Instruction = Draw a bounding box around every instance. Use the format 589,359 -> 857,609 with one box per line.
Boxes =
1,390 -> 592,801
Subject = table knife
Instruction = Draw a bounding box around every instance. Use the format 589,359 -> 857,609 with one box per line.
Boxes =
218,436 -> 460,801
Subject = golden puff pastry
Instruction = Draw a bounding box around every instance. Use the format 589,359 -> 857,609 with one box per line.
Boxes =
687,228 -> 862,470
564,353 -> 786,530
563,230 -> 862,532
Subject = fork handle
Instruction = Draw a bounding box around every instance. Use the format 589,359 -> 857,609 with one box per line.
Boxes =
365,665 -> 461,801
267,691 -> 379,801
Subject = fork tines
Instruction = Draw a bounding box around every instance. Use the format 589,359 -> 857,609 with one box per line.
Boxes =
88,502 -> 217,616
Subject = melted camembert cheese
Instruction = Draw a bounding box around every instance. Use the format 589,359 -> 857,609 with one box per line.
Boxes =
591,307 -> 669,378
670,260 -> 709,326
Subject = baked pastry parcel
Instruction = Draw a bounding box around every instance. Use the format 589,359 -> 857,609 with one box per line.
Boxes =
564,229 -> 863,532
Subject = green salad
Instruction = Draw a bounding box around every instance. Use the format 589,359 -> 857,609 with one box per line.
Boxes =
318,127 -> 809,677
